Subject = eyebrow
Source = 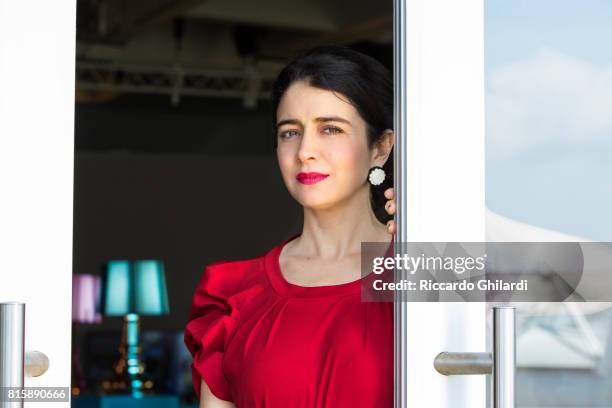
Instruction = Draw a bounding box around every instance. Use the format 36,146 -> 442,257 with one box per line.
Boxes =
276,116 -> 352,128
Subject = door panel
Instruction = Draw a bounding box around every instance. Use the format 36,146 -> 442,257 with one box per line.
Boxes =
0,1 -> 76,407
394,1 -> 487,407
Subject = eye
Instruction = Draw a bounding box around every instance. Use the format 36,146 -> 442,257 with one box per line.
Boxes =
322,126 -> 343,135
279,129 -> 300,139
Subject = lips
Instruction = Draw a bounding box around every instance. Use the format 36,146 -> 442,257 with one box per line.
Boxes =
296,172 -> 329,185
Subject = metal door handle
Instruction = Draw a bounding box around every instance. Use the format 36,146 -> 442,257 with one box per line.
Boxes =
1,302 -> 51,408
24,351 -> 49,378
434,306 -> 516,408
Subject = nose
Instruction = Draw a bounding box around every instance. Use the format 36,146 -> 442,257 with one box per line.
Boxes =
297,127 -> 320,163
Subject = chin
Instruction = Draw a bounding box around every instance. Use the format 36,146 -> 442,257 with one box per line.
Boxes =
294,194 -> 336,210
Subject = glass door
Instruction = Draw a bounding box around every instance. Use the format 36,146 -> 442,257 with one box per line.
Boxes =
485,1 -> 612,407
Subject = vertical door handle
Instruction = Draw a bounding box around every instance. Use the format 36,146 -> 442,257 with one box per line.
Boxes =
434,306 -> 516,408
1,302 -> 51,408
1,302 -> 25,408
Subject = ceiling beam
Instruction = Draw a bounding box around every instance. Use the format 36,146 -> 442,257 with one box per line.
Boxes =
258,14 -> 393,59
105,0 -> 209,41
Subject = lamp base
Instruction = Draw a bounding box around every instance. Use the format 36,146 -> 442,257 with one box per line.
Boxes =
100,313 -> 154,398
101,374 -> 154,398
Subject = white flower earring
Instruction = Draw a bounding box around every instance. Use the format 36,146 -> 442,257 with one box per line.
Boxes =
367,166 -> 386,186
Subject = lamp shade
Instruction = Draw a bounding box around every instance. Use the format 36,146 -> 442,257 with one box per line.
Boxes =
102,260 -> 170,316
72,274 -> 102,323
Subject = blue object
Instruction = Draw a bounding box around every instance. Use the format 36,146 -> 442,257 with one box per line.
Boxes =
103,260 -> 169,316
72,395 -> 181,408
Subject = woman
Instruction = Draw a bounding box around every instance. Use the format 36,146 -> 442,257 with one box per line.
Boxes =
184,45 -> 399,408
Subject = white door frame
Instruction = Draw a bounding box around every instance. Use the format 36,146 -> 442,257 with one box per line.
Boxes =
1,1 -> 489,406
0,1 -> 77,407
394,0 -> 487,407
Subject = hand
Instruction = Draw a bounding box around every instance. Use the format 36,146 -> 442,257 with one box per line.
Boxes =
384,187 -> 396,234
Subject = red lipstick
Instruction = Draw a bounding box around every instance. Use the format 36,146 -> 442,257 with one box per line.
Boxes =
296,172 -> 329,185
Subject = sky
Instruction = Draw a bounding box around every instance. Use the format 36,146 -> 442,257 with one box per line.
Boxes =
484,0 -> 612,241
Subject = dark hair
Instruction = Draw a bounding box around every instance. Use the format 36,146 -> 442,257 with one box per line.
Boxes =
271,45 -> 394,224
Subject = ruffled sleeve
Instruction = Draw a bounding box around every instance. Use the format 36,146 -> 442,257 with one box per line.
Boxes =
183,260 -> 238,402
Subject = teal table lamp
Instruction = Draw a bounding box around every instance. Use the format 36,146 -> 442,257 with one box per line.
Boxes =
102,260 -> 169,397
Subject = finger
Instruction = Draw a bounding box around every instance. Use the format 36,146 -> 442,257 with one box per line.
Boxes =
384,187 -> 394,200
386,220 -> 396,234
384,200 -> 396,215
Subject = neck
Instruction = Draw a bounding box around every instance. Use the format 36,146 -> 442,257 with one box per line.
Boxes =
297,186 -> 391,259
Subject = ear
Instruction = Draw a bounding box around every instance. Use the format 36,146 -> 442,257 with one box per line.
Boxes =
370,129 -> 394,166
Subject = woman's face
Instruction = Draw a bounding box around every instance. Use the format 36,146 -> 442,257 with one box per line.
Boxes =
275,81 -> 378,210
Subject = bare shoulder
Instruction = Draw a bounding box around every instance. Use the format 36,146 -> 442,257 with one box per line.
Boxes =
199,380 -> 235,408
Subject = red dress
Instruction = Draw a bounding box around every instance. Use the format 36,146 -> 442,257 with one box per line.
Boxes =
183,233 -> 394,407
